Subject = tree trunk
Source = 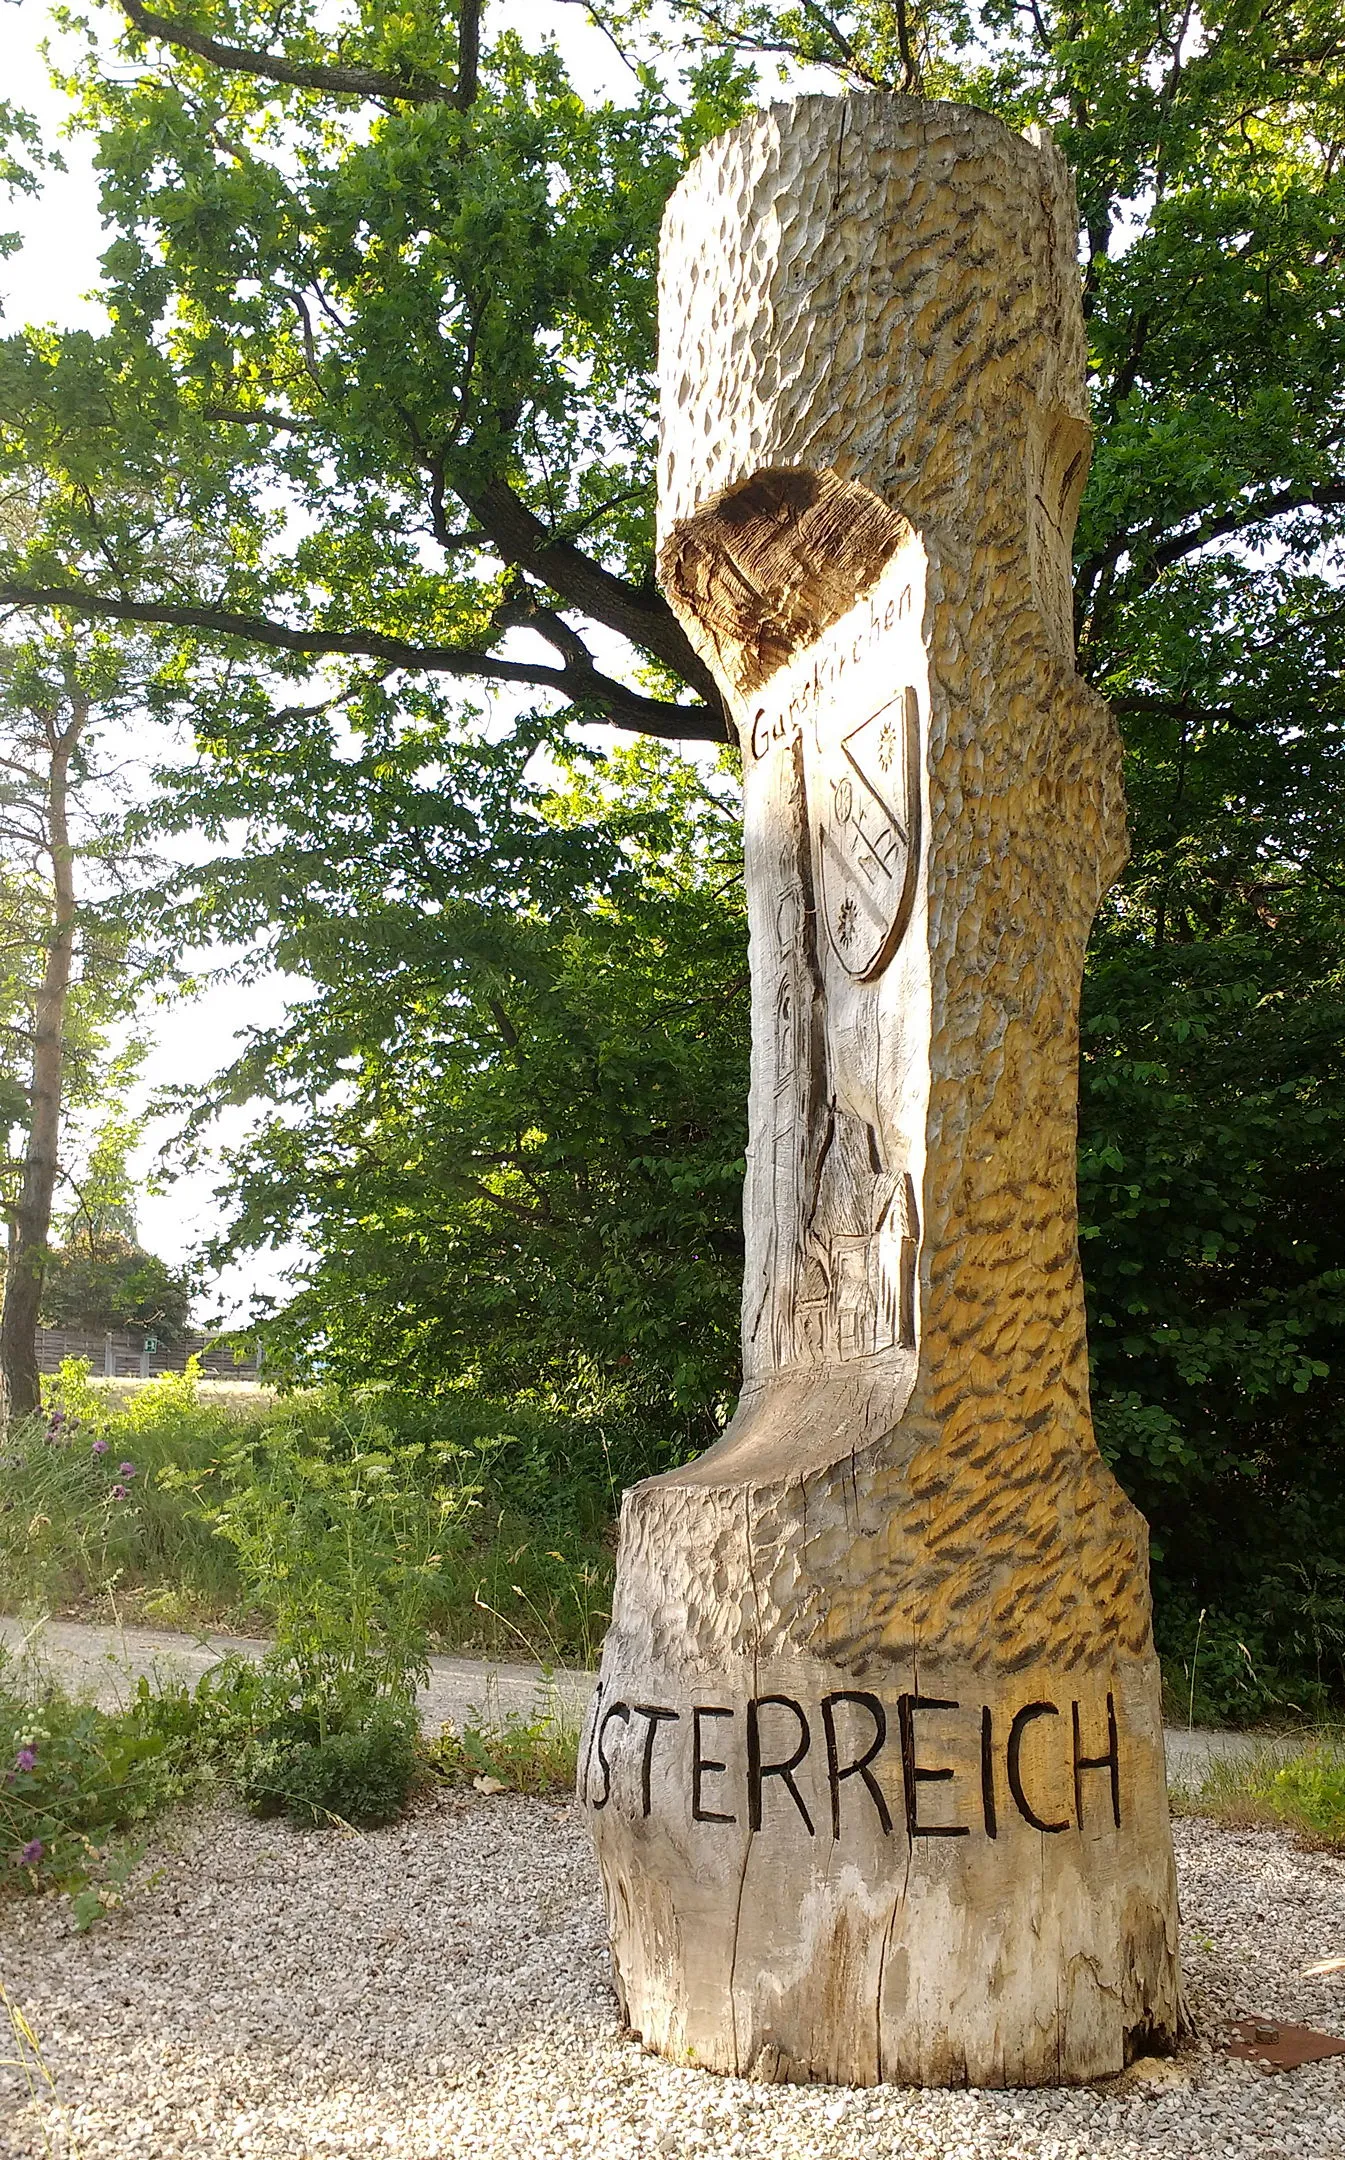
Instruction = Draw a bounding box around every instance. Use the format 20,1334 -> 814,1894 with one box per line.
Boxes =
0,700 -> 82,1422
582,95 -> 1183,2088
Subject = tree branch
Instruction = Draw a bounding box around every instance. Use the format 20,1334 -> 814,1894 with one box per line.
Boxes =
491,587 -> 593,670
460,475 -> 723,708
201,404 -> 318,431
1106,311 -> 1152,406
200,401 -> 724,724
1146,483 -> 1345,574
487,997 -> 519,1050
457,0 -> 481,108
466,1175 -> 546,1224
0,579 -> 726,741
117,0 -> 470,107
891,0 -> 921,91
1110,689 -> 1343,736
1080,482 -> 1345,599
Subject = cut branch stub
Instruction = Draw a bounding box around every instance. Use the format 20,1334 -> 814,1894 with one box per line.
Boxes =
583,94 -> 1183,2089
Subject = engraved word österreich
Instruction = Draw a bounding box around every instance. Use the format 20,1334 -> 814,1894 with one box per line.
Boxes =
583,1687 -> 1123,1840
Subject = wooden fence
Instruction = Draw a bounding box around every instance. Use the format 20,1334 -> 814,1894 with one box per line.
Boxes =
36,1327 -> 262,1382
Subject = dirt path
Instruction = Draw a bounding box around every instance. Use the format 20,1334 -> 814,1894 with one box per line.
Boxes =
0,1614 -> 592,1735
1,1613 -> 1299,1783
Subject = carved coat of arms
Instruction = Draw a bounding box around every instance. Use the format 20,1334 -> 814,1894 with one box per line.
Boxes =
810,685 -> 922,980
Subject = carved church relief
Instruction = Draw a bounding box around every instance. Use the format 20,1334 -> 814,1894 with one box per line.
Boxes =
742,546 -> 929,1382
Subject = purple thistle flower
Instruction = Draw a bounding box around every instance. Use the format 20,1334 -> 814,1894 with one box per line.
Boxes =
109,1483 -> 128,1500
91,1438 -> 109,1456
118,1462 -> 136,1479
19,1839 -> 43,1865
14,1748 -> 36,1773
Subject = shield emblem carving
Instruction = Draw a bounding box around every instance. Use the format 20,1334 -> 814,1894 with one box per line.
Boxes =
812,685 -> 922,979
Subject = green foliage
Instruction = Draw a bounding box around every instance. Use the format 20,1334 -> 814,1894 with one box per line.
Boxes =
1256,1751 -> 1345,1845
39,1101 -> 194,1340
199,740 -> 747,1426
235,1712 -> 421,1828
0,1361 -> 265,1623
0,1647 -> 569,1936
0,0 -> 1342,1709
220,1664 -> 423,1828
169,1385 -> 452,1822
200,1419 -> 455,1713
1182,1739 -> 1345,1849
0,96 -> 52,254
1,1361 -> 617,1662
0,1647 -> 427,1915
1080,921 -> 1345,1719
0,1656 -> 200,1928
0,0 -> 747,737
430,1698 -> 580,1797
40,1237 -> 193,1339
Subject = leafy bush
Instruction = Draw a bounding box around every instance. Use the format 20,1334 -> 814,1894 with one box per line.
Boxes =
0,1365 -> 599,1909
1158,1584 -> 1345,1729
1263,1753 -> 1345,1844
1081,930 -> 1345,1723
212,746 -> 749,1433
1,1652 -> 573,1937
0,1655 -> 201,1927
0,1647 -> 436,1918
230,1680 -> 422,1828
158,1393 -> 446,1826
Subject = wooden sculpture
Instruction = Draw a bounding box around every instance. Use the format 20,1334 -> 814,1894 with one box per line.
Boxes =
581,93 -> 1183,2088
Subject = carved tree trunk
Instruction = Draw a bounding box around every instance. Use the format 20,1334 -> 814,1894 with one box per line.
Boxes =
581,94 -> 1183,2088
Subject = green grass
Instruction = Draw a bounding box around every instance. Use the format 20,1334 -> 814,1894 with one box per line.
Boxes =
0,1362 -> 605,1929
430,1695 -> 581,1796
0,1649 -> 216,1926
2,1362 -> 615,1665
1173,1736 -> 1345,1847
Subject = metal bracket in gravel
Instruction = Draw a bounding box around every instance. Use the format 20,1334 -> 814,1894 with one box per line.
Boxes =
1225,2016 -> 1345,2071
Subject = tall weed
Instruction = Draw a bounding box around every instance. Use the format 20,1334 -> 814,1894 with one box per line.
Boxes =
0,1364 -> 614,1661
1177,1736 -> 1345,1847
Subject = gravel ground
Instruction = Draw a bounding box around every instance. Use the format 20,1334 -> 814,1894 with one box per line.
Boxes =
2,1802 -> 1343,2159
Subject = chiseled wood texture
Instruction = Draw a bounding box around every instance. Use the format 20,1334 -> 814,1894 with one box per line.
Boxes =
583,94 -> 1183,2088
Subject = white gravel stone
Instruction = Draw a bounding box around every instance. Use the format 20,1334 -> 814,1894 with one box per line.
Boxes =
3,1805 -> 1345,2158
